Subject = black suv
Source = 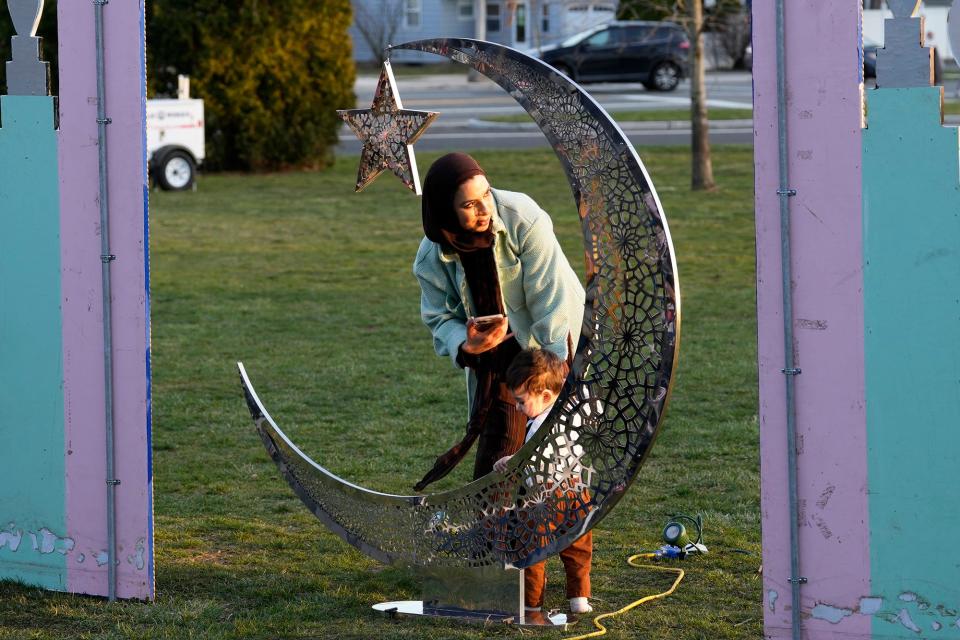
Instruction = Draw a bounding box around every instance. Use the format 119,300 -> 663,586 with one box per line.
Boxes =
538,21 -> 689,91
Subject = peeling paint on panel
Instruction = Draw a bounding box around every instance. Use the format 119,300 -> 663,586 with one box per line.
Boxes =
811,603 -> 854,624
894,592 -> 931,610
860,597 -> 883,615
769,590 -> 778,612
932,621 -> 942,631
76,553 -> 85,563
94,551 -> 109,566
0,525 -> 22,552
935,604 -> 957,618
797,318 -> 829,331
812,514 -> 833,539
897,608 -> 922,633
37,528 -> 74,555
0,523 -> 74,556
126,539 -> 145,571
816,484 -> 836,508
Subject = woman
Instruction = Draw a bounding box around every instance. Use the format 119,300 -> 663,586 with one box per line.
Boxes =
412,152 -> 584,489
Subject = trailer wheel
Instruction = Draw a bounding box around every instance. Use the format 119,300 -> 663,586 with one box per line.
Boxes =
156,149 -> 196,191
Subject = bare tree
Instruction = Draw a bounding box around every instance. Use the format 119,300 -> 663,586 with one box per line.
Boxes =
354,0 -> 407,65
621,0 -> 716,190
687,0 -> 714,190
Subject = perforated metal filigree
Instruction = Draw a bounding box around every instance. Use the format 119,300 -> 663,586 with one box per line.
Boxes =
239,38 -> 680,570
337,60 -> 438,195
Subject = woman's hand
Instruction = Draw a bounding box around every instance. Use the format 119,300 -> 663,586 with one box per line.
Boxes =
493,455 -> 513,473
462,316 -> 512,355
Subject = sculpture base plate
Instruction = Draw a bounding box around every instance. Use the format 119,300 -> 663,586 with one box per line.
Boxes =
372,601 -> 571,627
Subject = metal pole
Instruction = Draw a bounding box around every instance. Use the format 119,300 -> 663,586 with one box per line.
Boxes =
774,0 -> 803,636
93,0 -> 119,603
773,0 -> 804,636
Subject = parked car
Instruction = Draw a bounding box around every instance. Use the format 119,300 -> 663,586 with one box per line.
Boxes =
538,21 -> 690,91
863,39 -> 879,79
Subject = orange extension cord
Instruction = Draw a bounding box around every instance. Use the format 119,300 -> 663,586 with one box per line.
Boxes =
563,553 -> 685,640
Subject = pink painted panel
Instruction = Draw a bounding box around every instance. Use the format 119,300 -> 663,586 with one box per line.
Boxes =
753,1 -> 870,637
59,0 -> 152,599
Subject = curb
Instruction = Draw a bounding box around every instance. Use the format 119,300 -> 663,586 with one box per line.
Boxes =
468,117 -> 754,131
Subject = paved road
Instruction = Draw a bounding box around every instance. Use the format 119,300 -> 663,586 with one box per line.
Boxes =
337,71 -> 754,153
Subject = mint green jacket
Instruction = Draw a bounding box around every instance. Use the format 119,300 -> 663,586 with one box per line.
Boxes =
413,189 -> 585,377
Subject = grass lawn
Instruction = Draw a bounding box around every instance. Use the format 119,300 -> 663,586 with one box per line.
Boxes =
0,146 -> 760,639
483,108 -> 753,124
942,100 -> 960,115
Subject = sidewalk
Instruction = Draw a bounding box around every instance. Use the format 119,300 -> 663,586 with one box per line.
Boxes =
354,70 -> 754,92
467,116 -> 754,132
352,70 -> 960,132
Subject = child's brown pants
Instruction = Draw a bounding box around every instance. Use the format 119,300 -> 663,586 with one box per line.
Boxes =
524,531 -> 592,608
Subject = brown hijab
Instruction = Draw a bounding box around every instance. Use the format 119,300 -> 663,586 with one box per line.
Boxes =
422,152 -> 494,252
414,154 -> 523,490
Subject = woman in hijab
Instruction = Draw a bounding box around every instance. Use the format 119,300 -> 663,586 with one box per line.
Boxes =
412,152 -> 584,489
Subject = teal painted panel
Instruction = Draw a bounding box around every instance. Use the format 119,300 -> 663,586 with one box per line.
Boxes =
863,87 -> 960,637
0,96 -> 67,590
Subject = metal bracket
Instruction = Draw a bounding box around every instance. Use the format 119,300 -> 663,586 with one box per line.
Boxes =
106,479 -> 121,486
777,188 -> 797,197
97,117 -> 112,125
93,0 -> 109,5
787,576 -> 808,584
781,368 -> 802,375
101,254 -> 116,263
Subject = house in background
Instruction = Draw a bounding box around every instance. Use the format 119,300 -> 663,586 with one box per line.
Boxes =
350,0 -> 618,63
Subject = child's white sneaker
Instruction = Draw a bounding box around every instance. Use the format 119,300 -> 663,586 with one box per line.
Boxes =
569,597 -> 593,614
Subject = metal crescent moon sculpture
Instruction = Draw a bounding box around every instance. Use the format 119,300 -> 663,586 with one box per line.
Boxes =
239,38 -> 680,572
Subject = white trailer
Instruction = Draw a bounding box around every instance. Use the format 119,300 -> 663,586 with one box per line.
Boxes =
146,85 -> 205,191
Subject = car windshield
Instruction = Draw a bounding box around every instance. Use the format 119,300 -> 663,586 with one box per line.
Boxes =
560,25 -> 605,48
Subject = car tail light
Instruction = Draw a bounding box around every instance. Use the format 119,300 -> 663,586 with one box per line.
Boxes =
678,40 -> 690,50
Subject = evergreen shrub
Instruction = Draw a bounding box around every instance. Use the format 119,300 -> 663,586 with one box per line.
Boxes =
147,0 -> 356,171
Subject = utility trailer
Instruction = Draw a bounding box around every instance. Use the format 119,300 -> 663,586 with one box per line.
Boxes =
146,81 -> 204,191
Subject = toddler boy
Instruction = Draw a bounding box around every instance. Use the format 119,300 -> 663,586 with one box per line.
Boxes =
494,348 -> 593,615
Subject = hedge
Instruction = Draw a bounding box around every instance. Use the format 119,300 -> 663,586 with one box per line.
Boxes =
3,1 -> 354,172
147,0 -> 356,171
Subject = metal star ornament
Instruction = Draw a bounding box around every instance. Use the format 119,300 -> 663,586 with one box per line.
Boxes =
338,60 -> 439,195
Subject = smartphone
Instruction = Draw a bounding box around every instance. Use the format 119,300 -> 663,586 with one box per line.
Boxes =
472,314 -> 504,331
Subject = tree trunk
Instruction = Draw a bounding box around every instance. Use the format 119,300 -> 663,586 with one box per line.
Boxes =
689,0 -> 715,191
469,0 -> 488,82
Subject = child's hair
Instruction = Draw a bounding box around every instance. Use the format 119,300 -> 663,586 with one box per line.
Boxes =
505,348 -> 566,395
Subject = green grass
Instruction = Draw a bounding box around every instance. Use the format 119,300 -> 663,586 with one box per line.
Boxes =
942,100 -> 960,115
483,108 -> 753,124
0,146 -> 760,639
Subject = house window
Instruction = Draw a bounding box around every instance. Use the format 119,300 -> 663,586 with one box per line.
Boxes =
458,0 -> 474,20
515,3 -> 526,42
542,4 -> 549,32
486,3 -> 501,31
406,0 -> 421,28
